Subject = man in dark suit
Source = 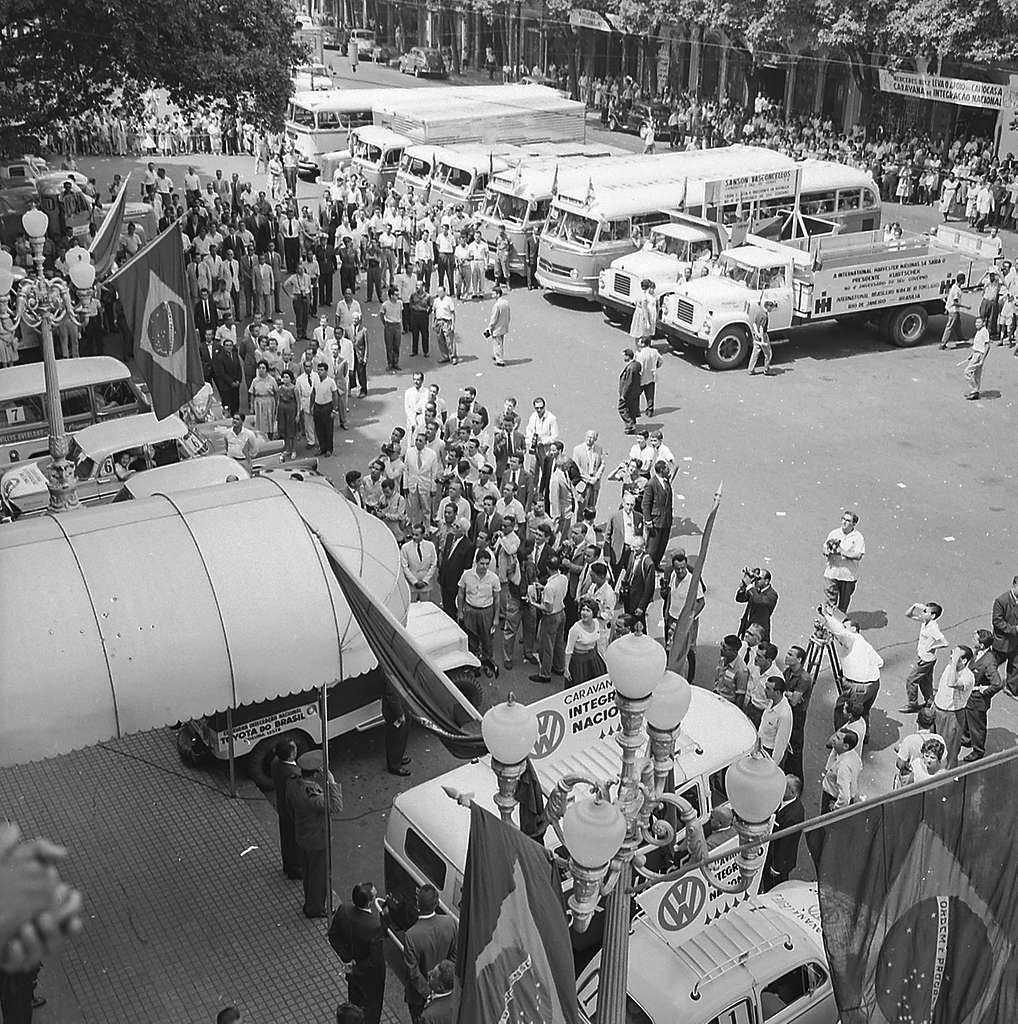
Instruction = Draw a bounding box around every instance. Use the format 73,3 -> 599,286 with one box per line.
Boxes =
328,882 -> 386,1024
194,287 -> 219,335
962,629 -> 1004,761
420,961 -> 456,1024
641,459 -> 673,567
471,499 -> 502,546
991,574 -> 1018,698
198,327 -> 219,385
502,453 -> 534,513
437,517 -> 474,619
403,885 -> 457,1024
736,569 -> 779,641
382,680 -> 411,777
603,491 -> 643,583
492,413 -> 526,483
269,737 -> 301,879
761,774 -> 805,892
618,347 -> 642,434
620,535 -> 656,625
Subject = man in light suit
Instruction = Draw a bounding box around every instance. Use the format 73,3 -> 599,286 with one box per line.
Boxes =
403,432 -> 438,530
603,490 -> 643,583
572,429 -> 606,512
403,885 -> 457,1024
991,574 -> 1018,698
548,448 -> 575,545
400,524 -> 438,603
641,458 -> 673,568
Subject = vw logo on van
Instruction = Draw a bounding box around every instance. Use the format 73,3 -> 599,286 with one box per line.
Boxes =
531,709 -> 565,759
657,874 -> 708,932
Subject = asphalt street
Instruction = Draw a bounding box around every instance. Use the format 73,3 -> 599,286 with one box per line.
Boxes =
67,60 -> 1018,898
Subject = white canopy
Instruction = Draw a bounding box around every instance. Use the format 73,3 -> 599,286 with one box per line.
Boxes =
0,477 -> 409,766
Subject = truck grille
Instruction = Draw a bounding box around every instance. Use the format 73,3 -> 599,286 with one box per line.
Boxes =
538,257 -> 572,277
613,272 -> 631,297
675,299 -> 695,324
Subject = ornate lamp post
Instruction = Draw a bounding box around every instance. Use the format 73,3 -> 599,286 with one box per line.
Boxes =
0,209 -> 96,513
480,633 -> 786,1024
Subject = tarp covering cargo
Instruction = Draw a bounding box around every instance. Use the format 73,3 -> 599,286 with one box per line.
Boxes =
0,477 -> 409,766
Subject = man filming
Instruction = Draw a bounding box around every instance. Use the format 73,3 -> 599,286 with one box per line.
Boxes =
823,511 -> 865,613
735,567 -> 778,641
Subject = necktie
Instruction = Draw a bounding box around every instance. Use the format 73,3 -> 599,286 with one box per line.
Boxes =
417,543 -> 423,563
444,533 -> 454,560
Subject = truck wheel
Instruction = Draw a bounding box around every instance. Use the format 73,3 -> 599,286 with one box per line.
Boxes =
447,667 -> 485,712
888,305 -> 928,347
706,326 -> 750,370
877,308 -> 896,341
176,721 -> 212,769
246,730 -> 313,791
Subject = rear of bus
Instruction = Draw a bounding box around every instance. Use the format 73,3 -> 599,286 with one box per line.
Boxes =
0,356 -> 149,467
349,126 -> 409,191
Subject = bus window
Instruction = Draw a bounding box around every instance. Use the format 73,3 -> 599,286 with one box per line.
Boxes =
709,768 -> 728,808
802,190 -> 836,215
600,218 -> 631,242
93,380 -> 140,419
289,105 -> 315,128
61,387 -> 92,425
383,148 -> 401,168
444,166 -> 472,190
404,829 -> 447,890
0,395 -> 45,429
530,198 -> 551,223
862,187 -> 879,208
836,189 -> 861,211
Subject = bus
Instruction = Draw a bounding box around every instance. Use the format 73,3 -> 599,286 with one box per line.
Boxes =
536,147 -> 797,299
428,145 -> 527,212
349,125 -> 411,191
284,89 -> 392,176
0,356 -> 150,466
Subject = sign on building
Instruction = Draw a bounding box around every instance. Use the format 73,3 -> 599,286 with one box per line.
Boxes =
877,70 -> 1004,110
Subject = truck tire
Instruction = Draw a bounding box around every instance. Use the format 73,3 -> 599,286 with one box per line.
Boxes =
887,304 -> 928,347
706,326 -> 750,370
877,307 -> 896,341
176,721 -> 213,769
447,667 -> 485,712
246,730 -> 313,791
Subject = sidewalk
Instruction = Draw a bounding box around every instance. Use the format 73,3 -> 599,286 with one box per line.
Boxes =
0,729 -> 409,1024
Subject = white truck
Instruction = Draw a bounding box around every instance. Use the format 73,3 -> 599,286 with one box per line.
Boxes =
658,228 -> 986,370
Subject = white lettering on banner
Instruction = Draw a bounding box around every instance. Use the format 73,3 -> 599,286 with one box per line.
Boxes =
704,168 -> 802,208
877,69 -> 1005,110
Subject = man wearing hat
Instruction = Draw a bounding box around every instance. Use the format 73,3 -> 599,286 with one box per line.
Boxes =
288,749 -> 343,918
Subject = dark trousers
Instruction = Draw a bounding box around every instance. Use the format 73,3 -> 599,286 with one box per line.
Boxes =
384,321 -> 401,369
313,402 -> 334,455
979,296 -> 1000,337
823,577 -> 856,613
618,393 -> 639,430
353,356 -> 367,395
283,237 -> 299,272
964,695 -> 991,757
366,263 -> 383,302
293,294 -> 309,338
385,716 -> 409,771
410,311 -> 429,355
437,253 -> 454,292
278,811 -> 302,878
402,304 -> 412,332
340,267 -> 357,295
348,966 -> 386,1024
527,258 -> 538,289
820,790 -> 837,814
320,273 -> 333,307
640,381 -> 656,415
0,966 -> 39,1024
645,525 -> 669,567
441,586 -> 457,619
996,648 -> 1018,696
834,679 -> 880,736
904,659 -> 936,706
300,846 -> 328,916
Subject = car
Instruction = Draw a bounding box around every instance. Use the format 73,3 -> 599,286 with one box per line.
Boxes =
348,28 -> 376,58
399,46 -> 447,78
369,41 -> 399,65
291,63 -> 332,91
608,100 -> 670,136
519,72 -> 570,98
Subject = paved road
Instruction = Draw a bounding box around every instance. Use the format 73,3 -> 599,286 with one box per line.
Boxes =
41,64 -> 1018,1018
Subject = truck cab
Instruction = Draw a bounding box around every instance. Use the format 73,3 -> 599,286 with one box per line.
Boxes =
598,216 -> 727,321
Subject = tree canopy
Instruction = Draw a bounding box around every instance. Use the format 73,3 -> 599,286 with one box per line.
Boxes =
0,0 -> 305,146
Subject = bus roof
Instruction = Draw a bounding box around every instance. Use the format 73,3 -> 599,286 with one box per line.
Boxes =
290,88 -> 391,112
798,158 -> 877,191
435,146 -> 517,173
351,125 -> 410,148
557,179 -> 692,219
486,152 -> 624,200
0,356 -> 131,402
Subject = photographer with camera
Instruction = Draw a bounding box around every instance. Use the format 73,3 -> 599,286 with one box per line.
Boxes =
735,567 -> 778,641
823,511 -> 865,613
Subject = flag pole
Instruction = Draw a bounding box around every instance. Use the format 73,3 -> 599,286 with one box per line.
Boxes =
320,671 -> 334,921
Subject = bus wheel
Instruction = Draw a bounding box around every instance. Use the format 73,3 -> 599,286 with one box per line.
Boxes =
447,667 -> 485,712
706,326 -> 750,370
176,721 -> 212,769
888,304 -> 928,347
247,730 -> 313,791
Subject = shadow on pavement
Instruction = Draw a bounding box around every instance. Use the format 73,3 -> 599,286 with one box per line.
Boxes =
851,609 -> 889,630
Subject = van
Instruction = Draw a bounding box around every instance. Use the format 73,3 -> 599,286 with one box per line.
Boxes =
0,356 -> 149,463
349,126 -> 410,191
383,677 -> 759,957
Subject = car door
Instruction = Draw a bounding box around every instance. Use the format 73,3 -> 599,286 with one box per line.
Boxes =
755,962 -> 834,1024
93,456 -> 120,503
760,263 -> 794,332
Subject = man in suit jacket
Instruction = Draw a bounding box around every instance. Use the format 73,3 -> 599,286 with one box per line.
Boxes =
437,517 -> 474,619
502,453 -> 534,514
328,882 -> 386,1024
548,450 -> 575,545
420,961 -> 456,1024
620,535 -> 656,624
604,491 -> 643,582
991,574 -> 1018,698
963,629 -> 1004,761
471,497 -> 502,546
761,775 -> 805,892
194,287 -> 219,335
492,414 -> 526,482
238,245 -> 257,319
641,459 -> 673,567
400,525 -> 438,603
198,327 -> 219,385
269,738 -> 301,879
618,346 -> 642,434
572,430 -> 606,512
736,570 -> 779,641
403,885 -> 457,1024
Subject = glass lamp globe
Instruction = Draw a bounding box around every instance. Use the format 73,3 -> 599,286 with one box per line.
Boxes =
481,696 -> 539,765
0,267 -> 14,299
21,208 -> 49,240
65,246 -> 90,267
603,632 -> 666,699
68,261 -> 96,290
562,796 -> 627,869
0,249 -> 12,272
646,670 -> 691,731
726,750 -> 786,824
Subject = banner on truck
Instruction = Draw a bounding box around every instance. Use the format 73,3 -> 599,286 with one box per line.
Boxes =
704,167 -> 801,209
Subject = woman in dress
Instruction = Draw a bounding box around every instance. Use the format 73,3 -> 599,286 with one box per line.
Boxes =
275,369 -> 298,460
248,360 -> 277,437
564,597 -> 608,687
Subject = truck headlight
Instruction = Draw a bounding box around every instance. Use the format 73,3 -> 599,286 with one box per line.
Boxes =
598,271 -> 606,289
570,268 -> 579,280
701,312 -> 713,337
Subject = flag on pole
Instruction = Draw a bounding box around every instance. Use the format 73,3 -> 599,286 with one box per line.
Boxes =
806,750 -> 1018,1024
667,484 -> 721,673
322,545 -> 486,759
456,803 -> 578,1024
550,162 -> 559,198
110,223 -> 203,419
88,173 -> 130,280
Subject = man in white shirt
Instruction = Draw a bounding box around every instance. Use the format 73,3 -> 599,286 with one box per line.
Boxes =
432,286 -> 457,364
629,430 -> 674,473
435,224 -> 456,294
932,645 -> 976,767
530,556 -> 568,683
584,561 -> 616,632
494,481 -> 525,524
757,675 -> 793,766
220,414 -> 259,473
403,433 -> 439,530
900,601 -> 948,712
823,510 -> 865,612
820,729 -> 862,812
270,316 -> 296,359
404,372 -> 427,430
335,289 -> 362,336
437,480 -> 471,526
524,396 -> 559,504
634,336 -> 662,417
295,359 -> 318,446
963,316 -> 991,400
823,611 -> 883,737
939,271 -> 966,348
400,524 -> 438,602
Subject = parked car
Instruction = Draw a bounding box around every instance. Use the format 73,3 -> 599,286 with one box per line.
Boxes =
348,28 -> 376,57
369,41 -> 399,65
399,46 -> 447,78
608,100 -> 670,136
291,63 -> 332,91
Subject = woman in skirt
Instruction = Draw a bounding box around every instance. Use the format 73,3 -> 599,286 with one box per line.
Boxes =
564,597 -> 607,687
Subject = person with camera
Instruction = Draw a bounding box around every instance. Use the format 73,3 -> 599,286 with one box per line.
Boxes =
822,610 -> 883,738
823,511 -> 865,613
735,567 -> 778,641
327,882 -> 386,1024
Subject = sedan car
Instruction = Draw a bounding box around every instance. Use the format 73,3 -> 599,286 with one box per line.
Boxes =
608,101 -> 670,136
399,46 -> 447,78
349,28 -> 376,57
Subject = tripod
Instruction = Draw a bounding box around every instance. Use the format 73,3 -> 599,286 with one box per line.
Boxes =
805,619 -> 845,695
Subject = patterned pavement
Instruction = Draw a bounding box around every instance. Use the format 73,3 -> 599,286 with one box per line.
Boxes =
0,729 -> 408,1024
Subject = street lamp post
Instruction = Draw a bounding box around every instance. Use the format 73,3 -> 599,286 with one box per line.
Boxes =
481,632 -> 786,1024
0,209 -> 95,513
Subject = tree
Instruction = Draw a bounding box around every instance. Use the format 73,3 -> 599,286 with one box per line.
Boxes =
0,0 -> 306,147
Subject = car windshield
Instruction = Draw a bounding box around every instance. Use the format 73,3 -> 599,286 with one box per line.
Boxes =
549,210 -> 598,249
719,257 -> 760,289
650,231 -> 691,258
354,140 -> 382,163
485,191 -> 529,225
438,164 -> 472,191
400,154 -> 431,177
